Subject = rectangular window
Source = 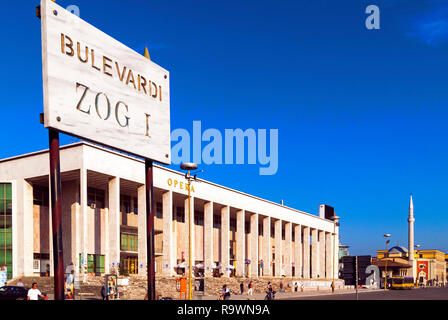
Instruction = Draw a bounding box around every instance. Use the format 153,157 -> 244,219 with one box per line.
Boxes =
176,207 -> 184,223
0,183 -> 13,279
120,233 -> 138,252
87,188 -> 105,209
133,197 -> 138,214
33,185 -> 49,207
121,195 -> 131,214
213,215 -> 221,228
194,212 -> 204,226
87,254 -> 95,273
95,255 -> 105,273
79,253 -> 105,274
156,202 -> 162,218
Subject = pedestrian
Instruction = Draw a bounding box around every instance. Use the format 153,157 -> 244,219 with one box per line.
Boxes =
3,282 -> 7,287
294,282 -> 298,292
221,285 -> 231,300
279,281 -> 283,293
101,286 -> 106,300
240,282 -> 244,295
265,282 -> 274,300
247,281 -> 253,296
27,283 -> 46,300
17,279 -> 24,287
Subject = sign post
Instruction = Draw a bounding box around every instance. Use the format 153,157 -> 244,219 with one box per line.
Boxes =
48,128 -> 64,300
39,0 -> 171,300
146,159 -> 156,300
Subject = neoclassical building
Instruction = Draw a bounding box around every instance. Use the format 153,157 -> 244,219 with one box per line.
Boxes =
0,142 -> 340,281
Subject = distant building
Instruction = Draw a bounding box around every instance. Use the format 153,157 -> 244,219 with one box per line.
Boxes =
372,196 -> 446,286
339,245 -> 349,261
373,245 -> 412,278
374,246 -> 447,285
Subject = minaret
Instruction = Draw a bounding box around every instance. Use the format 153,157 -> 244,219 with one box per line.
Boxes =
408,194 -> 415,278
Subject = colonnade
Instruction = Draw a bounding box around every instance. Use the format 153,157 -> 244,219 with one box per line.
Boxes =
154,191 -> 339,279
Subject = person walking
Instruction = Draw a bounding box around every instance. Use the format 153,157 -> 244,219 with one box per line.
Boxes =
279,281 -> 284,293
220,285 -> 231,300
101,286 -> 106,300
294,282 -> 298,292
27,283 -> 46,300
247,281 -> 253,296
265,282 -> 275,300
240,282 -> 244,295
17,279 -> 24,287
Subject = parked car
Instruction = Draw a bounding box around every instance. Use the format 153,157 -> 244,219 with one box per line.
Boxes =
0,286 -> 28,300
0,286 -> 48,300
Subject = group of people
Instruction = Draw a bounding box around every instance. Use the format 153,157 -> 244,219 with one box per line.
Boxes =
219,280 -> 307,300
220,281 -> 280,300
2,279 -> 47,300
238,281 -> 254,295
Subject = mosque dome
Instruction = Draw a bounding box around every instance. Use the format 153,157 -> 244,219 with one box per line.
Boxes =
388,245 -> 408,254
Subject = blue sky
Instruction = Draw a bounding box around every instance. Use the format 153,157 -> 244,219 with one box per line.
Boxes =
1,0 -> 448,255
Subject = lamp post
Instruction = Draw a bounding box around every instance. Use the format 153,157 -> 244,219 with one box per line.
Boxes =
330,215 -> 340,293
384,234 -> 391,290
180,163 -> 198,300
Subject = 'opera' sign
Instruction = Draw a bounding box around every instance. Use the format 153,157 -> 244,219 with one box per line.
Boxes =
40,0 -> 171,164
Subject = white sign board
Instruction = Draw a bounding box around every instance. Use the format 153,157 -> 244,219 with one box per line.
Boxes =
117,278 -> 129,286
40,0 -> 171,164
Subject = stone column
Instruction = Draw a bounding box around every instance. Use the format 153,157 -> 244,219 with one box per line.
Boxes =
294,225 -> 302,278
108,177 -> 120,275
80,168 -> 88,279
21,180 -> 34,276
334,224 -> 339,280
284,222 -> 292,277
303,226 -> 310,278
311,228 -> 318,278
162,191 -> 173,276
274,219 -> 282,277
221,206 -> 230,277
236,210 -> 245,277
319,230 -> 325,278
325,232 -> 332,279
262,216 -> 271,276
250,213 -> 259,277
204,202 -> 214,277
137,185 -> 146,275
185,196 -> 195,272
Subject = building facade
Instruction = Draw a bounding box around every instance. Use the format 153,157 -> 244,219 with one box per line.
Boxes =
0,142 -> 339,280
376,246 -> 447,285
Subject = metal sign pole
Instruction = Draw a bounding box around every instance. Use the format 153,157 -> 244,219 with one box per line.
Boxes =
48,128 -> 65,300
145,159 -> 156,300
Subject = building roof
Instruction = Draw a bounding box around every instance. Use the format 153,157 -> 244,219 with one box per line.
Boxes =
388,245 -> 408,254
371,258 -> 411,268
0,141 -> 338,226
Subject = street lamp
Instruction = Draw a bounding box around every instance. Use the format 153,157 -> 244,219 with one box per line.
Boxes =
383,234 -> 391,290
330,215 -> 340,293
180,163 -> 198,300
